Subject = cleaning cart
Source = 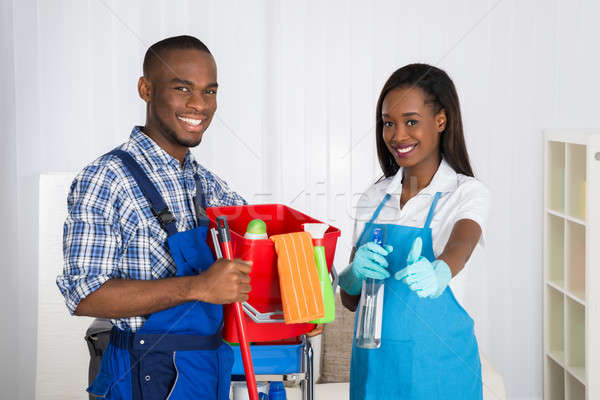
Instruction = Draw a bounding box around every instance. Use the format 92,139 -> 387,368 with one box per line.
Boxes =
206,204 -> 340,400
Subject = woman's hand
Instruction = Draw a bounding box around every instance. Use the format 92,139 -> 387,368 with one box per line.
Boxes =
338,242 -> 393,295
395,237 -> 451,298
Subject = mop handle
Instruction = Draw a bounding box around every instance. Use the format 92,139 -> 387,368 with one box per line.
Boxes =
216,217 -> 259,400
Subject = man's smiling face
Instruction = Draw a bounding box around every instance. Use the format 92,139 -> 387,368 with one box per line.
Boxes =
139,48 -> 218,160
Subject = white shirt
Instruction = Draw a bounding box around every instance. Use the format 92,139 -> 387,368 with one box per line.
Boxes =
352,158 -> 491,257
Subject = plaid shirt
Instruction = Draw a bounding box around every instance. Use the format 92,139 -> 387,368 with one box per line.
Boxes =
57,126 -> 246,331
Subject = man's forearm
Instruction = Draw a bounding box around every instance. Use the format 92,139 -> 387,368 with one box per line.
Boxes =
74,276 -> 194,318
73,258 -> 253,319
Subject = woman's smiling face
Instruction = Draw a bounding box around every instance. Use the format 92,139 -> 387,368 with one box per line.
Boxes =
381,86 -> 446,169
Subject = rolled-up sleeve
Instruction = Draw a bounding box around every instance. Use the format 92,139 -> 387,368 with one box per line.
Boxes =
57,165 -> 122,314
203,168 -> 247,206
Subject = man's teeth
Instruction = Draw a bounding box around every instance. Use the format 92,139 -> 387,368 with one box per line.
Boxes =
178,116 -> 202,126
397,145 -> 416,153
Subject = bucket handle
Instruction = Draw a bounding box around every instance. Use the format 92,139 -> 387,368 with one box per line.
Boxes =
241,302 -> 285,323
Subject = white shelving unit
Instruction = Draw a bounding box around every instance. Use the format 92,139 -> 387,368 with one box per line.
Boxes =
544,131 -> 600,400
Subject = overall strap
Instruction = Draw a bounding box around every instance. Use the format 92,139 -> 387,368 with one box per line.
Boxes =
109,149 -> 178,236
356,193 -> 391,245
192,173 -> 209,223
194,173 -> 208,208
424,192 -> 442,229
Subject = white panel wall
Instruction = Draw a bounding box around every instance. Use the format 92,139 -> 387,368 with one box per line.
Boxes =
4,0 -> 600,398
37,174 -> 92,399
0,0 -> 19,396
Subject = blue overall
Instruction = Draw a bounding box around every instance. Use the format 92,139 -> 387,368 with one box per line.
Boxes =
350,192 -> 482,400
88,150 -> 233,399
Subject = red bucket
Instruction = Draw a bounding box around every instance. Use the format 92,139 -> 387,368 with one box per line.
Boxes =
206,204 -> 340,343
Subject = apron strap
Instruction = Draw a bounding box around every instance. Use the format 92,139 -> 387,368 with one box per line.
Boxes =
356,193 -> 391,245
369,193 -> 391,225
424,192 -> 442,229
108,149 -> 178,237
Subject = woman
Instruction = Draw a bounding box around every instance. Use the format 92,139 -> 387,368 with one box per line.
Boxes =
339,63 -> 490,399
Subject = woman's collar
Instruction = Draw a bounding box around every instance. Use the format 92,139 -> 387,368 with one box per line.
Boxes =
385,158 -> 458,196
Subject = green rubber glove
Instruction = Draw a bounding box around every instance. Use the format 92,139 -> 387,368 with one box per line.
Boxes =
338,242 -> 394,295
394,237 -> 452,298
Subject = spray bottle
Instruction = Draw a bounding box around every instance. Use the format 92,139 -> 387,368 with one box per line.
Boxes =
355,227 -> 385,349
302,223 -> 335,324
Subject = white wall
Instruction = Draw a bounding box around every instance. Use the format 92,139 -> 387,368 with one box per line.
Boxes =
0,0 -> 19,396
37,174 -> 94,399
3,0 -> 600,398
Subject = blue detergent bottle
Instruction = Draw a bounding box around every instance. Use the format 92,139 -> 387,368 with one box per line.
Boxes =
268,381 -> 286,400
355,228 -> 385,349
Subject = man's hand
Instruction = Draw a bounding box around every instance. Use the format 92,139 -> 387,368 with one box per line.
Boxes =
193,258 -> 252,304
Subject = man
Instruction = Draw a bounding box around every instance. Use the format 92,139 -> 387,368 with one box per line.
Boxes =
57,35 -> 251,399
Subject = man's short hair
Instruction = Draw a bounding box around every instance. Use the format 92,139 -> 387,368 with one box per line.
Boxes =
143,35 -> 212,76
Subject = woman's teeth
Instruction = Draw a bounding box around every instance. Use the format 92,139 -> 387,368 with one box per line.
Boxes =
397,144 -> 416,153
178,116 -> 202,126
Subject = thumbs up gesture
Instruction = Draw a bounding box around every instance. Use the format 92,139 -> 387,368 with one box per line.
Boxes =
394,237 -> 452,299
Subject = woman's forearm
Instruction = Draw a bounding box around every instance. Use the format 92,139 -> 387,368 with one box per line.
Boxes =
437,219 -> 482,276
340,289 -> 360,312
340,247 -> 361,311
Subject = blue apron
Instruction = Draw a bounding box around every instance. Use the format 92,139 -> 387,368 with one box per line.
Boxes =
88,150 -> 233,399
350,192 -> 482,400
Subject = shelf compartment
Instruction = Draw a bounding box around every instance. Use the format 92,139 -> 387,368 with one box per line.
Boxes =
546,356 -> 565,400
566,371 -> 586,400
547,213 -> 565,288
547,141 -> 565,213
566,144 -> 586,220
566,221 -> 586,302
546,286 -> 565,361
565,298 -> 585,382
568,366 -> 586,387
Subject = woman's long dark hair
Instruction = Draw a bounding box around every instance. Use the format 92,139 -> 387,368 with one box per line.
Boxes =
375,63 -> 474,178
